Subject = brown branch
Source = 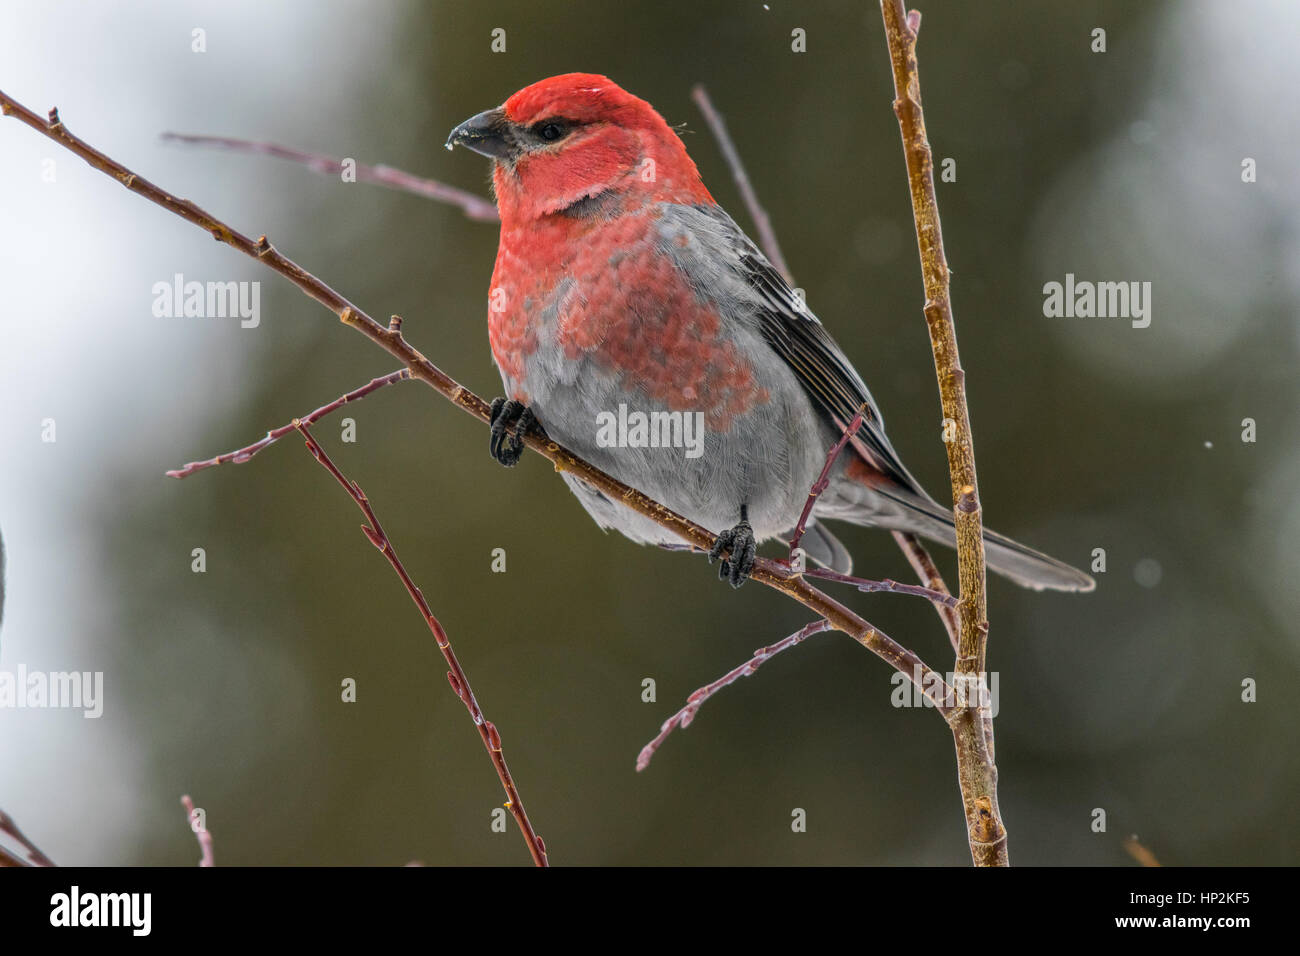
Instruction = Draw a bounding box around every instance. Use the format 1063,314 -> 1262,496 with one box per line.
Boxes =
892,531 -> 959,651
292,423 -> 548,866
880,1 -> 1005,865
0,808 -> 55,867
166,368 -> 412,478
786,402 -> 960,612
804,567 -> 957,607
788,404 -> 867,560
637,619 -> 832,771
161,132 -> 501,222
180,795 -> 215,867
691,84 -> 793,282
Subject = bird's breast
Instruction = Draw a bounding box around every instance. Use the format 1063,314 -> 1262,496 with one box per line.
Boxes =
487,206 -> 770,431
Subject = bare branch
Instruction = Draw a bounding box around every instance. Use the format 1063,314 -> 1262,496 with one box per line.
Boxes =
161,132 -> 501,222
804,567 -> 957,607
788,404 -> 867,561
892,531 -> 959,651
879,1 -> 1005,865
167,368 -> 411,478
293,422 -> 549,866
691,85 -> 793,282
637,619 -> 832,771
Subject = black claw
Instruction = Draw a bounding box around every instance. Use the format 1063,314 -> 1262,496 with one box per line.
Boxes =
708,519 -> 756,589
488,398 -> 536,467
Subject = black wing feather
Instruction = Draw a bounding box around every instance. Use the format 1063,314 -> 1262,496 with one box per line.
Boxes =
735,243 -> 925,496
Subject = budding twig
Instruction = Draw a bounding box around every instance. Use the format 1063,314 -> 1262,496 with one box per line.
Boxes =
788,405 -> 868,560
293,423 -> 549,867
161,132 -> 501,222
637,619 -> 832,771
803,567 -> 958,607
880,0 -> 1005,865
690,84 -> 793,283
891,531 -> 960,652
167,369 -> 412,478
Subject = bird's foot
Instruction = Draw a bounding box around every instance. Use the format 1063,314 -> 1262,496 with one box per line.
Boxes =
489,398 -> 541,467
709,519 -> 756,588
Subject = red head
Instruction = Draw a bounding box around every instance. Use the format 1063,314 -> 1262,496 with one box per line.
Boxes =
446,73 -> 713,225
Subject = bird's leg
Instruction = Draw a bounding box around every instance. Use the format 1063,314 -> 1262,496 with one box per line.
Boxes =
709,503 -> 757,588
489,398 -> 542,467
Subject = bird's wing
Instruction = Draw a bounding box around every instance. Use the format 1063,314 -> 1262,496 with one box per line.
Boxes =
692,205 -> 926,496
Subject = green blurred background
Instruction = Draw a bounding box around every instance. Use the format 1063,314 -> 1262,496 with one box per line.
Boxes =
1,0 -> 1296,865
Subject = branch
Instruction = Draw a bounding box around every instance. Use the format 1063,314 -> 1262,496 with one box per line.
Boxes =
879,1 -> 1005,865
0,808 -> 55,867
180,795 -> 215,867
166,368 -> 412,478
892,531 -> 959,652
293,423 -> 549,866
691,85 -> 793,282
788,404 -> 866,560
161,132 -> 501,222
637,619 -> 832,771
804,567 -> 957,607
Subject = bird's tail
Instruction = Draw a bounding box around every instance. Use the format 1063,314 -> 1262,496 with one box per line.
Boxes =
869,485 -> 1094,592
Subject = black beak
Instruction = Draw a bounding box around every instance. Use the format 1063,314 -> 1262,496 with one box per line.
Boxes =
445,107 -> 514,160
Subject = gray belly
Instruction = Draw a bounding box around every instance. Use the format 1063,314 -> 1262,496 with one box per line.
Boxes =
516,348 -> 831,546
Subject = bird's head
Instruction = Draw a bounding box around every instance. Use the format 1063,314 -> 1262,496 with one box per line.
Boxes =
446,73 -> 711,225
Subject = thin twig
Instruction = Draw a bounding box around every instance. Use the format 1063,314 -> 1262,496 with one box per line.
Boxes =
161,132 -> 501,222
166,366 -> 410,478
637,619 -> 832,771
892,531 -> 959,652
880,1 -> 1005,865
180,795 -> 215,867
292,423 -> 549,866
167,368 -> 411,478
804,567 -> 957,607
0,808 -> 55,867
787,404 -> 867,561
691,85 -> 793,282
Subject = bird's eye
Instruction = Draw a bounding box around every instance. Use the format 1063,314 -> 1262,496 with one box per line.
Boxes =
536,122 -> 566,142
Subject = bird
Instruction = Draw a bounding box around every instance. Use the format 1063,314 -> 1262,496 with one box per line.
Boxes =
446,72 -> 1093,592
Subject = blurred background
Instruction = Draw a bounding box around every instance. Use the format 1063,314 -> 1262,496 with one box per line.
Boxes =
1,0 -> 1296,866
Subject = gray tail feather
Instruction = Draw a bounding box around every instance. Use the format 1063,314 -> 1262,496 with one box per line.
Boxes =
799,522 -> 856,575
870,488 -> 1095,593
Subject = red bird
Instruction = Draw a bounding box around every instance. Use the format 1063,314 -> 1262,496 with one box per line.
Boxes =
447,73 -> 1093,592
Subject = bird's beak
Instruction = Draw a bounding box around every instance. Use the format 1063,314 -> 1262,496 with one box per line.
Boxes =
445,107 -> 514,160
